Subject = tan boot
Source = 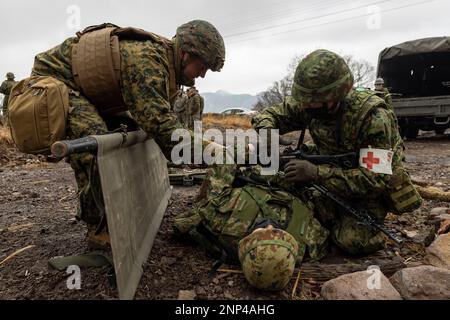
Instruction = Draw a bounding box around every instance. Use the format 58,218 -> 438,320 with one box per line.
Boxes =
87,226 -> 111,250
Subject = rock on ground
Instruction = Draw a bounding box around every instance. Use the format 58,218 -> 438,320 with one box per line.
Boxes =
430,207 -> 450,217
390,266 -> 450,300
425,233 -> 450,270
178,290 -> 197,300
321,270 -> 402,300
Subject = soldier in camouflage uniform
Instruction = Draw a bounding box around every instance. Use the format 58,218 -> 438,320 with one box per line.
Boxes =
175,50 -> 420,291
374,77 -> 393,111
252,49 -> 419,256
30,20 -> 225,246
0,72 -> 17,126
172,86 -> 204,130
172,90 -> 189,127
174,163 -> 330,287
186,86 -> 204,129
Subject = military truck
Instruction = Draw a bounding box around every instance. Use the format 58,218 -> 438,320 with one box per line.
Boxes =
377,37 -> 450,138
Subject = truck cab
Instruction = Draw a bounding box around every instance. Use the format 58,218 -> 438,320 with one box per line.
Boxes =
377,37 -> 450,138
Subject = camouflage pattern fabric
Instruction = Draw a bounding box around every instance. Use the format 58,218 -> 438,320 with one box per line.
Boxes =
291,49 -> 354,105
172,90 -> 189,127
252,88 -> 407,255
238,228 -> 298,291
172,88 -> 204,129
174,164 -> 330,264
187,89 -> 204,129
0,79 -> 18,122
176,20 -> 225,72
30,34 -> 186,229
375,87 -> 393,111
66,92 -> 108,226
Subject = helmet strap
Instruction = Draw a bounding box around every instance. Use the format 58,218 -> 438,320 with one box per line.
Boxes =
172,36 -> 182,85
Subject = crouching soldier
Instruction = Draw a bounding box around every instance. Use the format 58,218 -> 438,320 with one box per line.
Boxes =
252,49 -> 421,256
29,20 -> 225,247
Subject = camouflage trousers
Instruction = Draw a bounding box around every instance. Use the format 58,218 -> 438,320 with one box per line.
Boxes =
67,93 -> 138,229
1,107 -> 8,127
67,93 -> 108,228
312,194 -> 386,256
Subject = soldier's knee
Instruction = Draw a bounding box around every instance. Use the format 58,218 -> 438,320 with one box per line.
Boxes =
331,217 -> 386,255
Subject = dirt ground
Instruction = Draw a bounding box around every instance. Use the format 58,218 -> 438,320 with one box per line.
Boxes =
0,130 -> 449,300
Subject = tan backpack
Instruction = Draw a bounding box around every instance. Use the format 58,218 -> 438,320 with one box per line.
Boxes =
8,76 -> 69,155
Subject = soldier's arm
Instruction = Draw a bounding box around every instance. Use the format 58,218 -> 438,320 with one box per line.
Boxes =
120,43 -> 184,159
0,82 -> 7,94
315,107 -> 398,199
190,95 -> 201,114
252,98 -> 307,134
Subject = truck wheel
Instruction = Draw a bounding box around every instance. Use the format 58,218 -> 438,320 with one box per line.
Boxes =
405,127 -> 419,139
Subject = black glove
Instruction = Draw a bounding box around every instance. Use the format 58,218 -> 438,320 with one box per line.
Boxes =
284,159 -> 318,184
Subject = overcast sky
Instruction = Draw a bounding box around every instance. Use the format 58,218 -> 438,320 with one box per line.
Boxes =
0,0 -> 448,95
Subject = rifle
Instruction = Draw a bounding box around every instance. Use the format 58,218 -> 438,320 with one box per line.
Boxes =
279,148 -> 358,170
312,183 -> 403,244
277,127 -> 403,244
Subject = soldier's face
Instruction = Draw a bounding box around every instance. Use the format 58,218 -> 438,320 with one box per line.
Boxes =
375,84 -> 383,90
301,101 -> 340,119
182,53 -> 208,81
301,101 -> 336,110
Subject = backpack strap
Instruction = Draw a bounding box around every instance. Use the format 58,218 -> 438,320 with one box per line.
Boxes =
353,92 -> 386,147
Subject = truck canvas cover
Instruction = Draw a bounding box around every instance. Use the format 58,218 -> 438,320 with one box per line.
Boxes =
378,37 -> 450,60
377,37 -> 450,98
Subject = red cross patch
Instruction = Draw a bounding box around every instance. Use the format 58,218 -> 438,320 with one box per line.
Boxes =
359,148 -> 393,175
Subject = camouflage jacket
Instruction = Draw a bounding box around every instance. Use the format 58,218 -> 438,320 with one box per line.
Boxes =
252,88 -> 407,219
172,90 -> 204,129
0,79 -> 17,107
31,36 -> 183,158
187,92 -> 204,128
375,88 -> 393,111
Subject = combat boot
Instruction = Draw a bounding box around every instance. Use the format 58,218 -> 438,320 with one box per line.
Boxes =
87,224 -> 111,250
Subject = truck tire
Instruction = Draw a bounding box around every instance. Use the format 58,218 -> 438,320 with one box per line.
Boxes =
405,127 -> 419,139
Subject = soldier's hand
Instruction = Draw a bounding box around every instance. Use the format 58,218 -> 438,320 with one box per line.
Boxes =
284,159 -> 318,184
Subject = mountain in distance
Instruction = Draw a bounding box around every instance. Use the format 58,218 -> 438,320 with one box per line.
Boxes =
200,90 -> 258,113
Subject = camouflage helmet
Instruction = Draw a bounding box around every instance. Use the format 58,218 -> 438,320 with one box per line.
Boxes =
238,227 -> 298,291
176,20 -> 225,72
291,49 -> 354,105
374,77 -> 384,85
6,72 -> 14,80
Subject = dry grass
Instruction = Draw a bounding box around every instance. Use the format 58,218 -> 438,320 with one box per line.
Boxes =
0,126 -> 13,146
202,113 -> 252,130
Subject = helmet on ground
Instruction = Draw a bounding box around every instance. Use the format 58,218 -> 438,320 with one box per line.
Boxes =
176,20 -> 225,72
374,77 -> 384,85
238,227 -> 298,291
291,49 -> 354,105
6,72 -> 14,80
